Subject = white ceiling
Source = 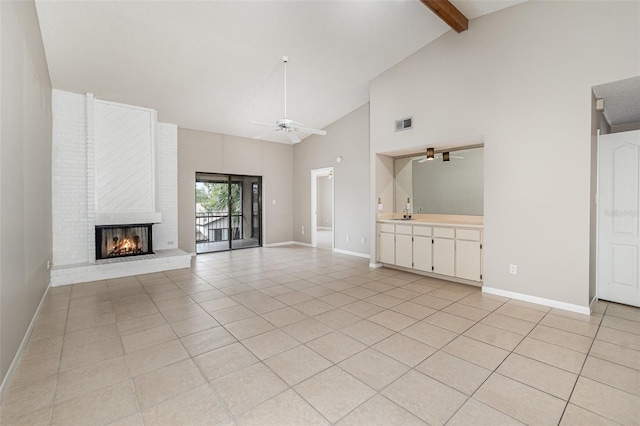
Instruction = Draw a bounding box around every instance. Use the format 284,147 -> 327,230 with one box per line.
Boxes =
35,0 -> 526,144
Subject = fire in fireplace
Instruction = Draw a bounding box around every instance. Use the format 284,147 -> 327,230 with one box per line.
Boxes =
95,224 -> 153,260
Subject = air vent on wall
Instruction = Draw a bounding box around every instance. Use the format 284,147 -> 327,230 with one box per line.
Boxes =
395,117 -> 412,132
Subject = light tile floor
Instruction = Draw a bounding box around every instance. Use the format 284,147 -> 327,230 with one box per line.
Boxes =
1,245 -> 639,425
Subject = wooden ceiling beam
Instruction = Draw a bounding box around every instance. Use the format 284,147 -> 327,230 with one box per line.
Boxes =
420,0 -> 468,33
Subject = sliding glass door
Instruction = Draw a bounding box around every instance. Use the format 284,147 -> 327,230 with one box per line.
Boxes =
196,173 -> 262,253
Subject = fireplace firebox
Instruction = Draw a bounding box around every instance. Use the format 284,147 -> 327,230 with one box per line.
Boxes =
95,224 -> 153,260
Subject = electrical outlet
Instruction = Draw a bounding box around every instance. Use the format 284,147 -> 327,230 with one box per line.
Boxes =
272,199 -> 276,205
361,237 -> 366,244
346,235 -> 350,242
301,226 -> 304,235
509,264 -> 518,275
46,260 -> 52,270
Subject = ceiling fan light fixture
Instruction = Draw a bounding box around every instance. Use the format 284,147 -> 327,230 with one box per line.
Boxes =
426,147 -> 435,161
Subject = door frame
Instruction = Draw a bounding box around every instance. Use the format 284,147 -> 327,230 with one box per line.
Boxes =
195,172 -> 262,254
596,129 -> 640,307
311,167 -> 335,248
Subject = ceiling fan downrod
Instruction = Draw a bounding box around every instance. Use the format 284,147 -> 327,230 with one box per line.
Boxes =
282,56 -> 288,119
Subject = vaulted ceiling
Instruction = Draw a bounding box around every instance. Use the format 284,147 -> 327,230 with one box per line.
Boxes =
35,0 -> 526,143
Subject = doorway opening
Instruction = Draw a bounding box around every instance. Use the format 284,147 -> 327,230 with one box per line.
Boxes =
311,167 -> 334,249
195,173 -> 262,253
593,76 -> 640,308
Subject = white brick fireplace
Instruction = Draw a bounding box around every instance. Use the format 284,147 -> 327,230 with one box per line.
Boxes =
50,90 -> 190,286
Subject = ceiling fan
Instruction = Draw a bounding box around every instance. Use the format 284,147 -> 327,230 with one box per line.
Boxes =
251,56 -> 327,144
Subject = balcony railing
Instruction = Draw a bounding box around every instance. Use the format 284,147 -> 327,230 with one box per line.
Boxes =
195,212 -> 243,243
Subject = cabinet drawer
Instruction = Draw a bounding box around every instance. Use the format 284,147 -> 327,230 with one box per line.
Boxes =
413,226 -> 432,237
433,227 -> 455,239
396,224 -> 412,235
456,228 -> 481,241
378,223 -> 394,233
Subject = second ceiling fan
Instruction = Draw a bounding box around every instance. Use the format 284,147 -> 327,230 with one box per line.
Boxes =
251,56 -> 327,144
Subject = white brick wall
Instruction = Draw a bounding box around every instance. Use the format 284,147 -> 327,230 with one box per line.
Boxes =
52,90 -> 89,266
86,93 -> 96,262
154,123 -> 178,250
52,90 -> 179,266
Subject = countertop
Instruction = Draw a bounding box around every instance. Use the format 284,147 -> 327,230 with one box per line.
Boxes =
377,214 -> 483,228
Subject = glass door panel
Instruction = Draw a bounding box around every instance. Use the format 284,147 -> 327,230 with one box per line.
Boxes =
195,173 -> 230,253
231,175 -> 261,250
196,173 -> 262,254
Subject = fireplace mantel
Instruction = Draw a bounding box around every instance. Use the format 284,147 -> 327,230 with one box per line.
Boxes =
95,211 -> 161,226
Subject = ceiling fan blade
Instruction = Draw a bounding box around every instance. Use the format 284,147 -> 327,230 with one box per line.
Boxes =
251,57 -> 326,141
250,120 -> 278,128
287,131 -> 301,144
293,126 -> 327,136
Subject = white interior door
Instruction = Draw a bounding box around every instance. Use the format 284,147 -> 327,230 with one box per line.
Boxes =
598,130 -> 640,307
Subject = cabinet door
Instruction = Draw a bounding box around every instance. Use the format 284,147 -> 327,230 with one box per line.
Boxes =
433,238 -> 455,276
395,234 -> 413,268
456,240 -> 482,281
378,232 -> 395,264
413,235 -> 432,272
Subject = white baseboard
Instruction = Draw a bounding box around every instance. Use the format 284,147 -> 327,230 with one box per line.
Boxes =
482,286 -> 591,315
264,241 -> 312,248
332,248 -> 370,259
369,262 -> 382,268
293,242 -> 313,248
0,286 -> 49,403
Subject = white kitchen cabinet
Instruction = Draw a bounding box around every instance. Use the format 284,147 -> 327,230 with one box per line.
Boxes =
455,229 -> 482,281
376,220 -> 482,283
378,224 -> 395,264
395,234 -> 413,268
395,225 -> 413,268
413,235 -> 432,272
433,236 -> 455,276
456,240 -> 482,281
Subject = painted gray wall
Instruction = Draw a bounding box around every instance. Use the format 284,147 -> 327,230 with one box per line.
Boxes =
294,104 -> 370,255
0,0 -> 52,386
316,176 -> 333,228
178,129 -> 294,253
371,1 -> 639,308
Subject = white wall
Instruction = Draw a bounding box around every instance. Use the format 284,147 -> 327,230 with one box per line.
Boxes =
51,90 -> 90,265
177,128 -> 294,252
294,104 -> 370,255
316,176 -> 333,228
0,0 -> 52,387
370,1 -> 640,308
154,123 -> 179,250
52,90 -> 179,265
